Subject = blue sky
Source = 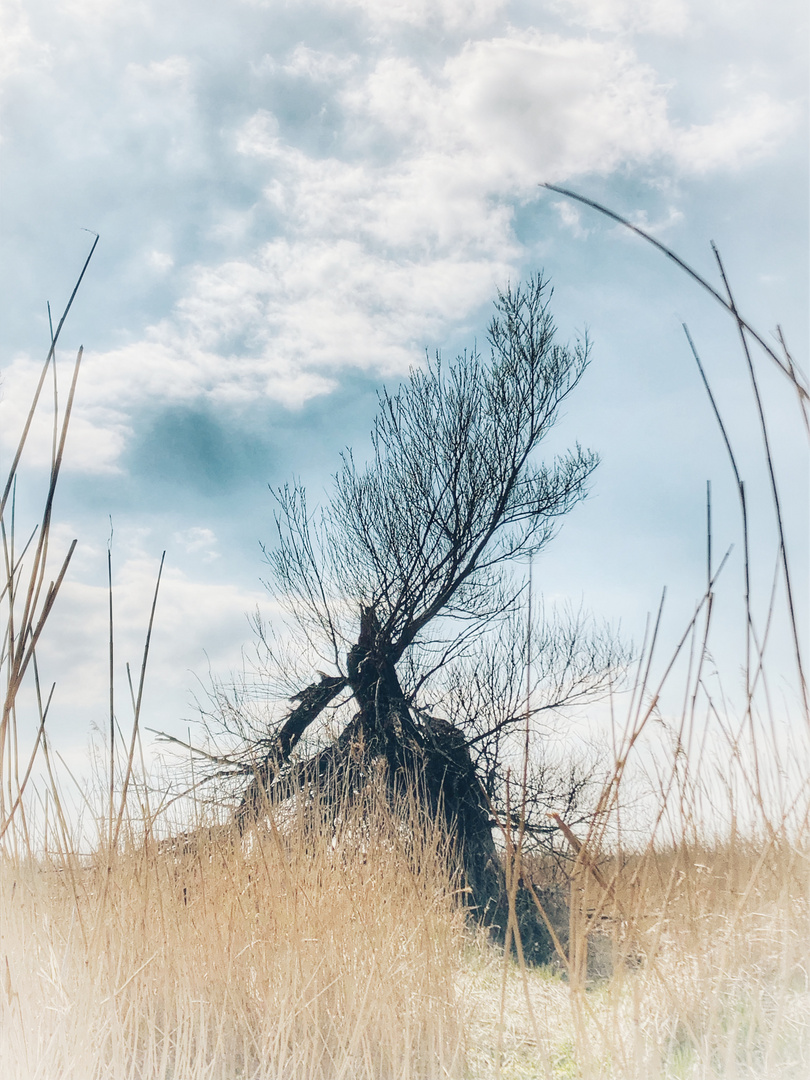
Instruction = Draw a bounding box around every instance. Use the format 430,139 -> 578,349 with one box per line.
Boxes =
0,0 -> 807,772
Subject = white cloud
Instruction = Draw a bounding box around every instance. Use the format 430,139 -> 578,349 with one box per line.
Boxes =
0,1 -> 50,93
0,353 -> 132,474
126,55 -> 192,88
3,16 -> 796,474
198,33 -> 698,414
326,0 -> 507,30
352,34 -> 793,183
353,37 -> 670,185
147,249 -> 174,273
174,526 -> 220,561
33,550 -> 266,737
674,93 -> 798,173
625,204 -> 684,235
553,0 -> 690,35
118,55 -> 205,170
554,201 -> 589,238
58,233 -> 505,453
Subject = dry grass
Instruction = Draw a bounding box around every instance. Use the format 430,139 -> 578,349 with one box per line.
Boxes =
2,799 -> 807,1079
470,837 -> 810,1079
1,791 -> 468,1079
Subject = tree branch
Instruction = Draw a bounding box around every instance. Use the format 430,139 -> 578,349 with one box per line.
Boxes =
235,672 -> 347,826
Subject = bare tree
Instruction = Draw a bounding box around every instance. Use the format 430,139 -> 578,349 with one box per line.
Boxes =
233,276 -> 603,924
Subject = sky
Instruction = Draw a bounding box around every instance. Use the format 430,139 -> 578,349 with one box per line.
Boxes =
0,0 -> 807,784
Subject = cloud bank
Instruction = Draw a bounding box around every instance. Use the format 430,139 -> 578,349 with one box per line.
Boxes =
0,1 -> 800,475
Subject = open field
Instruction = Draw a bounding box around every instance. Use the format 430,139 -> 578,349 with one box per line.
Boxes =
2,787 -> 808,1079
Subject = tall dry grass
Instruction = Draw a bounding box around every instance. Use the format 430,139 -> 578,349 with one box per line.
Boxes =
463,828 -> 809,1079
2,783 -> 806,1079
1,788 -> 468,1079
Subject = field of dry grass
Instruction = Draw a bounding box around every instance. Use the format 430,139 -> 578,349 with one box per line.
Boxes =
2,786 -> 808,1079
2,792 -> 467,1078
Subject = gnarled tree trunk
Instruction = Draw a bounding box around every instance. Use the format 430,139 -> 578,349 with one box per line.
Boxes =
237,605 -> 507,930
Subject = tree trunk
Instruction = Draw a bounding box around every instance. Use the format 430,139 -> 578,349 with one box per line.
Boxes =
347,605 -> 507,929
417,714 -> 507,929
237,605 -> 507,931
